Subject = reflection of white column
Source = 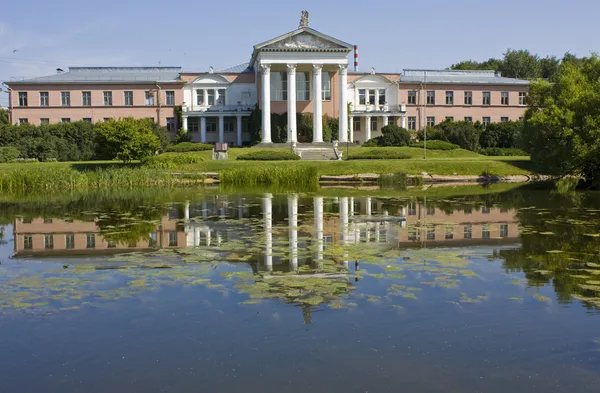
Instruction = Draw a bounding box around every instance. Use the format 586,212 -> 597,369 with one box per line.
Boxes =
287,64 -> 297,143
312,64 -> 323,143
314,196 -> 324,261
349,197 -> 355,217
260,64 -> 272,143
218,115 -> 224,143
263,194 -> 273,272
375,223 -> 380,243
206,229 -> 212,247
340,197 -> 349,267
288,194 -> 298,271
195,227 -> 201,246
202,201 -> 208,220
365,115 -> 371,141
401,207 -> 407,228
184,200 -> 190,220
338,65 -> 348,142
366,197 -> 372,216
200,117 -> 207,143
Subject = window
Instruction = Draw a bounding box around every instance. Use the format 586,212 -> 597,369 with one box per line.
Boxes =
217,89 -> 227,105
370,117 -> 378,132
408,203 -> 416,216
23,235 -> 33,250
40,118 -> 49,125
145,91 -> 155,106
61,118 -> 71,123
378,89 -> 386,105
368,89 -> 376,105
44,234 -> 54,249
464,91 -> 472,105
86,233 -> 95,249
196,89 -> 204,105
18,92 -> 28,106
501,117 -> 509,122
149,232 -> 158,247
519,92 -> 527,105
206,118 -> 217,132
408,116 -> 416,130
427,227 -> 436,241
445,91 -> 454,105
388,116 -> 395,125
322,72 -> 331,100
445,226 -> 454,240
124,91 -> 133,106
207,89 -> 216,105
107,240 -> 117,248
500,224 -> 509,238
82,118 -> 92,123
464,117 -> 472,122
271,72 -> 287,101
464,224 -> 472,239
408,90 -> 417,104
464,207 -> 472,215
103,118 -> 112,122
166,91 -> 175,106
482,225 -> 491,239
482,206 -> 491,214
166,117 -> 176,132
40,92 -> 49,106
44,218 -> 53,224
426,206 -> 435,216
188,117 -> 199,133
358,89 -> 366,105
65,233 -> 75,249
446,116 -> 454,121
501,92 -> 509,105
18,118 -> 28,125
59,92 -> 70,107
224,117 -> 235,132
295,72 -> 310,101
353,117 -> 361,132
482,117 -> 491,127
168,232 -> 178,247
408,228 -> 418,241
426,116 -> 435,128
482,92 -> 491,105
103,91 -> 112,106
82,91 -> 91,106
426,91 -> 435,105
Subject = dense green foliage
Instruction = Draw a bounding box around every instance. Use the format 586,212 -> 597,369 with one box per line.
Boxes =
141,152 -> 204,169
0,108 -> 8,125
522,55 -> 600,186
165,142 -> 213,152
409,140 -> 460,150
0,146 -> 20,163
95,118 -> 162,162
219,166 -> 318,188
420,120 -> 481,151
348,148 -> 411,160
480,147 -> 528,156
236,150 -> 300,161
363,125 -> 412,147
479,121 -> 523,149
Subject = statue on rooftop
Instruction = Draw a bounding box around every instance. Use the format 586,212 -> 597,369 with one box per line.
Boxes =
299,10 -> 309,28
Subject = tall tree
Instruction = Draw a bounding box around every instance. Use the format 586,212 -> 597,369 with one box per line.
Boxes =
499,49 -> 540,79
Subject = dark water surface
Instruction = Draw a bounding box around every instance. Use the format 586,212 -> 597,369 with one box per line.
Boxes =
1,186 -> 600,393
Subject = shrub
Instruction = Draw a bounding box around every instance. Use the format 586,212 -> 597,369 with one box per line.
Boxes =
165,142 -> 213,153
348,149 -> 411,160
236,150 -> 300,161
418,120 -> 481,151
95,117 -> 161,162
362,125 -> 412,147
0,146 -> 20,163
480,147 -> 528,156
479,121 -> 523,149
410,140 -> 460,150
362,138 -> 380,147
141,152 -> 204,169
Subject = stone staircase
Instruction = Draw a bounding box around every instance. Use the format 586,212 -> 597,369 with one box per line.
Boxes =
253,142 -> 341,161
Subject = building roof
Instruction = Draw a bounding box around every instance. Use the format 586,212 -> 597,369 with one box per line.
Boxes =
219,62 -> 253,73
400,69 -> 530,85
8,67 -> 183,84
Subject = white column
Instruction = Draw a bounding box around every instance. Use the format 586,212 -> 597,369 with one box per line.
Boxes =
183,116 -> 188,132
236,115 -> 243,147
260,64 -> 272,143
401,114 -> 407,129
312,64 -> 323,142
314,196 -> 324,262
338,65 -> 348,142
214,89 -> 219,106
203,90 -> 208,106
218,115 -> 224,143
287,64 -> 297,143
263,194 -> 273,272
184,200 -> 190,220
349,116 -> 354,143
200,117 -> 207,142
288,194 -> 298,271
365,115 -> 372,141
383,116 -> 389,126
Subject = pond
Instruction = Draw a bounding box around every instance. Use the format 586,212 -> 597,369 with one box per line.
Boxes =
1,186 -> 600,393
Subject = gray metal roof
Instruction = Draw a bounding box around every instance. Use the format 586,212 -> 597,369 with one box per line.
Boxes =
9,67 -> 183,84
219,63 -> 253,73
400,69 -> 529,85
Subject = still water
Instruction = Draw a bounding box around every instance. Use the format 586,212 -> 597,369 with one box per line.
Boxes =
1,186 -> 600,392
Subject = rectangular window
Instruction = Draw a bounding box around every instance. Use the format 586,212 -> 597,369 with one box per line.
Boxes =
40,118 -> 49,125
61,118 -> 70,123
145,91 -> 155,106
296,72 -> 310,101
378,89 -> 386,105
188,117 -> 199,133
82,91 -> 91,106
482,117 -> 491,127
426,116 -> 435,127
426,91 -> 435,105
464,224 -> 472,239
482,206 -> 491,214
322,72 -> 331,101
368,89 -> 376,105
427,227 -> 436,241
168,231 -> 178,247
426,206 -> 435,216
445,226 -> 454,240
482,92 -> 491,105
464,91 -> 472,105
224,117 -> 235,132
408,116 -> 416,130
166,91 -> 175,106
44,234 -> 54,249
23,235 -> 33,250
370,117 -> 378,132
519,92 -> 527,106
40,92 -> 49,106
408,228 -> 418,241
166,117 -> 176,132
464,116 -> 472,122
124,91 -> 133,106
359,89 -> 366,105
446,116 -> 454,121
217,89 -> 227,105
65,233 -> 75,249
196,89 -> 204,105
408,90 -> 417,105
445,91 -> 454,105
501,117 -> 509,122
18,118 -> 28,125
61,92 -> 70,106
206,118 -> 217,132
501,92 -> 509,105
408,203 -> 416,216
86,233 -> 95,249
500,224 -> 509,238
353,117 -> 361,132
103,91 -> 112,106
207,90 -> 216,105
82,118 -> 92,123
271,72 -> 287,101
18,92 -> 28,106
482,225 -> 491,240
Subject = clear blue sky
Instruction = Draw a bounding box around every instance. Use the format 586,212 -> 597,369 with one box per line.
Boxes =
1,0 -> 599,106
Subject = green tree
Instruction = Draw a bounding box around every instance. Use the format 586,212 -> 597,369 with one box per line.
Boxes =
523,55 -> 600,186
539,56 -> 560,81
95,117 -> 161,162
0,108 -> 8,125
499,49 -> 540,79
424,119 -> 481,151
480,121 -> 523,149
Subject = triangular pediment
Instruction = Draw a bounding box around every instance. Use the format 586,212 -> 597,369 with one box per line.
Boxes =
255,28 -> 353,52
353,75 -> 395,85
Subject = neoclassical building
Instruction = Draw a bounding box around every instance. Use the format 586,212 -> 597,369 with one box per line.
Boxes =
5,12 -> 530,145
